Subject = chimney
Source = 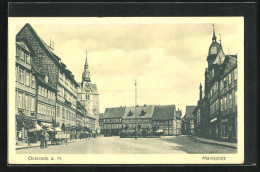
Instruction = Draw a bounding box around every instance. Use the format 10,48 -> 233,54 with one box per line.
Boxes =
49,39 -> 55,51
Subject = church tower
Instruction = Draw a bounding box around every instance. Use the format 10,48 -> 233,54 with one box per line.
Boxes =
82,51 -> 91,83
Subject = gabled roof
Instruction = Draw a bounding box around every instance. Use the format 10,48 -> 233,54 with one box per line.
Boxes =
89,83 -> 98,95
16,23 -> 79,87
16,41 -> 31,53
99,113 -> 104,120
152,105 -> 175,120
103,107 -> 126,119
122,105 -> 154,119
222,55 -> 237,76
184,106 -> 196,120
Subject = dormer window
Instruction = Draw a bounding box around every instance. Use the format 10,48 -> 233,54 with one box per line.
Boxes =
127,111 -> 133,116
45,75 -> 49,83
140,110 -> 146,116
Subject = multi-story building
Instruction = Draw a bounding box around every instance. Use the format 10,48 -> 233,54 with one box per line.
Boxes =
17,24 -> 79,137
99,113 -> 104,134
152,105 -> 181,136
194,24 -> 237,141
181,106 -> 196,135
122,105 -> 154,134
76,101 -> 86,128
15,40 -> 37,142
34,68 -> 57,128
103,107 -> 126,136
77,52 -> 99,130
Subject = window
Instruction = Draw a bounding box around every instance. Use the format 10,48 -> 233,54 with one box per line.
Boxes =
56,106 -> 59,116
26,54 -> 30,64
15,66 -> 18,82
38,86 -> 41,96
18,93 -> 23,108
229,94 -> 232,108
62,108 -> 65,118
228,73 -> 232,84
45,88 -> 47,97
224,96 -> 227,110
25,72 -> 30,86
234,68 -> 238,80
82,94 -> 86,100
212,69 -> 214,77
20,51 -> 25,61
234,91 -> 237,106
42,87 -> 44,97
30,97 -> 35,111
221,98 -> 223,111
19,69 -> 24,84
223,77 -> 227,88
66,110 -> 68,120
31,75 -> 35,88
24,95 -> 29,110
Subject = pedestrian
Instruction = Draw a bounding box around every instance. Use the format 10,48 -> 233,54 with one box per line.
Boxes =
44,131 -> 49,148
40,131 -> 45,149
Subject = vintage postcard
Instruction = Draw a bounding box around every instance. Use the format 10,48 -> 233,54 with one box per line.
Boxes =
8,17 -> 244,164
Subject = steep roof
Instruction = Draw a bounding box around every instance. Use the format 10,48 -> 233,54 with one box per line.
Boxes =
152,105 -> 175,120
17,23 -> 79,87
103,107 -> 126,119
184,106 -> 196,120
122,105 -> 154,119
89,83 -> 98,95
99,113 -> 104,120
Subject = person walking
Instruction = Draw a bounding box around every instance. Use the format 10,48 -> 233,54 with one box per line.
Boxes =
44,131 -> 49,148
40,131 -> 45,149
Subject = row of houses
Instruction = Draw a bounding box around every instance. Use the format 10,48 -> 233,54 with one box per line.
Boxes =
99,105 -> 182,136
181,25 -> 237,142
15,23 -> 99,143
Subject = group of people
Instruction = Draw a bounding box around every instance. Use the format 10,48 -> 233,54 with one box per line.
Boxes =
40,131 -> 49,149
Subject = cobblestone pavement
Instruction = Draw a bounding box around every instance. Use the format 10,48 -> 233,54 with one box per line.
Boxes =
16,135 -> 237,154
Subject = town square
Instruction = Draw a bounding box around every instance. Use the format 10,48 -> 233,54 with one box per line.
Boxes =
12,18 -> 238,156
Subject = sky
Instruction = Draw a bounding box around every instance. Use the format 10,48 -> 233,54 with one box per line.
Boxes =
14,18 -> 241,115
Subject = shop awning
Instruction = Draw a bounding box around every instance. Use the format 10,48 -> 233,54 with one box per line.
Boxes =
155,129 -> 164,133
41,122 -> 54,131
29,123 -> 43,132
54,127 -> 62,132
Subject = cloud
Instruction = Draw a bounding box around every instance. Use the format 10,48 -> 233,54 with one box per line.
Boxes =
16,20 -> 239,114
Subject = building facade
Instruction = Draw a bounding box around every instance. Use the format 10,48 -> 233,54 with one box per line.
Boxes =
194,25 -> 237,142
152,105 -> 181,136
103,107 -> 126,136
181,106 -> 196,135
15,40 -> 37,142
17,24 -> 79,138
122,105 -> 154,134
77,52 -> 99,130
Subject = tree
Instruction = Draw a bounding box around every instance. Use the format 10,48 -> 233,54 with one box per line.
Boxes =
16,109 -> 36,146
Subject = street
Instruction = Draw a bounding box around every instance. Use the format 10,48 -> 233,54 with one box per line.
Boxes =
16,135 -> 236,154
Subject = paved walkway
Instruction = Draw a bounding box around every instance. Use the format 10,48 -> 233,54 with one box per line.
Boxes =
192,136 -> 237,149
16,139 -> 88,150
17,136 -> 237,154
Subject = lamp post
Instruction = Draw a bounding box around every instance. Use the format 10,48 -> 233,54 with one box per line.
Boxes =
135,79 -> 137,140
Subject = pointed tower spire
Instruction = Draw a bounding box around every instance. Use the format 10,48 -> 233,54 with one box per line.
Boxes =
82,50 -> 91,82
212,23 -> 217,42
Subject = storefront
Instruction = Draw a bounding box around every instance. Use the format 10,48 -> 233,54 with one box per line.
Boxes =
209,117 -> 219,140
